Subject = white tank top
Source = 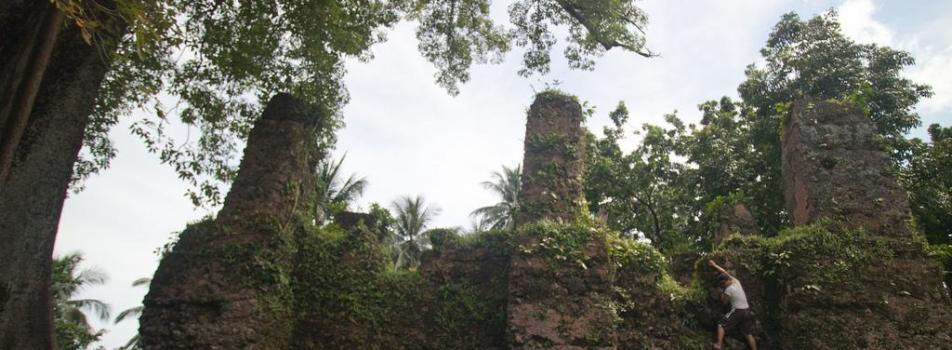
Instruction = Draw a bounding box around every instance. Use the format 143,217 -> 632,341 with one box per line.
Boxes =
724,278 -> 749,310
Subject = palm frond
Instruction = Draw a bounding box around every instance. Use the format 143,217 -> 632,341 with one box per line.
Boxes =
390,195 -> 440,267
115,305 -> 144,324
68,298 -> 111,321
120,334 -> 140,350
65,308 -> 91,330
316,153 -> 367,221
131,277 -> 151,287
471,165 -> 521,229
76,267 -> 109,287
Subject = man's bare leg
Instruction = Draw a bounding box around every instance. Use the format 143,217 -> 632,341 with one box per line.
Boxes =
745,334 -> 758,350
714,325 -> 725,349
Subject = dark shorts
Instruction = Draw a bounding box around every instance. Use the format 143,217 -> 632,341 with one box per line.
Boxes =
719,308 -> 754,336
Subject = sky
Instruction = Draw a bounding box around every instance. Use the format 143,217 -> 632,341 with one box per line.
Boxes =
52,0 -> 952,348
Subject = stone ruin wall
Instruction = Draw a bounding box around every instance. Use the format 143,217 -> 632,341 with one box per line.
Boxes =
515,92 -> 587,226
139,94 -> 324,349
508,92 -> 617,349
782,98 -> 911,237
138,92 -> 952,350
776,98 -> 952,349
705,97 -> 952,349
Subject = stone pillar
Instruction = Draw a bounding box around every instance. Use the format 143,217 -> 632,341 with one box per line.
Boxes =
778,97 -> 952,348
139,93 -> 323,349
515,91 -> 586,225
782,98 -> 910,236
714,203 -> 760,243
508,92 -> 615,349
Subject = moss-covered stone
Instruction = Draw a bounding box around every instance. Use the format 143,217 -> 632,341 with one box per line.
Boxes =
608,233 -> 709,349
704,222 -> 952,349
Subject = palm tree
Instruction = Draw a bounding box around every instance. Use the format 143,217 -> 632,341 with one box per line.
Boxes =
391,195 -> 440,268
471,165 -> 521,230
114,277 -> 152,350
316,153 -> 368,223
52,253 -> 111,350
467,215 -> 493,233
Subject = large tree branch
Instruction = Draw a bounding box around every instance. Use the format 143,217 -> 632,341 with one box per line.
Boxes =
552,0 -> 656,58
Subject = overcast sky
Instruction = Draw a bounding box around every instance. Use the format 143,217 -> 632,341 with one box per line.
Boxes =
53,0 -> 952,347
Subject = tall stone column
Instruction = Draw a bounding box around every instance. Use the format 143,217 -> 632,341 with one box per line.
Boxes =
782,98 -> 910,236
514,92 -> 586,225
779,97 -> 952,348
139,93 -> 324,349
508,91 -> 615,349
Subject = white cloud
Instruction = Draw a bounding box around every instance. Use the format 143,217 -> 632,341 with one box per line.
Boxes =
838,0 -> 894,45
909,46 -> 952,113
837,0 -> 952,114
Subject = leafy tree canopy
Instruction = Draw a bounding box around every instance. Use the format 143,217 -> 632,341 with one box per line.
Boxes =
585,102 -> 698,254
904,124 -> 952,246
74,0 -> 655,205
585,11 -> 937,253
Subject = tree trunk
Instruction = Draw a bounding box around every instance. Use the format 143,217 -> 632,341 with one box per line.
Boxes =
0,2 -> 65,185
0,4 -> 121,349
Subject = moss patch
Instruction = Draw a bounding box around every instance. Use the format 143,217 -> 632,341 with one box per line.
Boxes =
704,221 -> 952,349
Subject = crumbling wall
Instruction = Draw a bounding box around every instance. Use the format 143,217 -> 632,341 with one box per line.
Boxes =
140,94 -> 325,349
135,91 -> 952,350
419,231 -> 511,349
714,203 -> 760,243
610,236 -> 709,349
782,98 -> 910,237
291,223 -> 427,349
508,91 -> 617,349
291,226 -> 510,350
775,97 -> 952,349
708,222 -> 952,350
695,97 -> 952,350
515,91 -> 587,225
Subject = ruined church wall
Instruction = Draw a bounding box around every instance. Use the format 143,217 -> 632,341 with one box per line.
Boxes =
140,94 -> 325,349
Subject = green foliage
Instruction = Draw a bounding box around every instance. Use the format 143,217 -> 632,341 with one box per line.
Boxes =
315,154 -> 368,223
527,133 -> 576,155
471,165 -> 521,230
52,253 -> 110,350
928,243 -> 952,267
54,320 -> 104,350
430,282 -> 507,347
408,0 -> 509,95
291,221 -> 509,349
607,233 -> 666,276
391,195 -> 441,268
69,0 -> 178,190
585,103 -> 699,253
903,124 -> 952,246
367,202 -> 398,244
517,220 -> 601,269
735,11 -> 931,229
713,222 -> 896,289
453,229 -> 513,254
76,0 -> 655,204
586,12 -> 936,251
509,0 -> 655,77
427,227 -> 461,249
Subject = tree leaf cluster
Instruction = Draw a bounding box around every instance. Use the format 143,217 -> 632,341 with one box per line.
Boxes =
584,11 -> 944,255
72,0 -> 654,205
51,253 -> 110,350
904,124 -> 952,246
471,164 -> 522,230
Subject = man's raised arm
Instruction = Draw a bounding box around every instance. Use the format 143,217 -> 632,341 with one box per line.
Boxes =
708,259 -> 734,279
